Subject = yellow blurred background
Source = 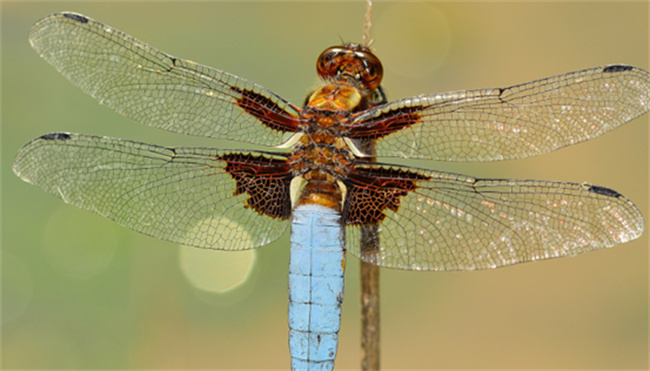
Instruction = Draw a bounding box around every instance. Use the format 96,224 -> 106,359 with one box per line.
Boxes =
3,2 -> 647,370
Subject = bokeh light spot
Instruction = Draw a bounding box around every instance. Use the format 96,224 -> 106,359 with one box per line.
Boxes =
179,247 -> 255,293
180,218 -> 256,293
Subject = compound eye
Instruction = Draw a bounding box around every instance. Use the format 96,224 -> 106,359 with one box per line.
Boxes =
316,47 -> 346,80
355,50 -> 383,90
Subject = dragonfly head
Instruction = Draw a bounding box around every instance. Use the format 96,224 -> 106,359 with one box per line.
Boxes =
317,43 -> 383,91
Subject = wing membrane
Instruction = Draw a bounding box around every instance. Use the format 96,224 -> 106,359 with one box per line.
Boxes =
346,164 -> 644,271
13,133 -> 291,249
351,65 -> 650,161
29,12 -> 301,145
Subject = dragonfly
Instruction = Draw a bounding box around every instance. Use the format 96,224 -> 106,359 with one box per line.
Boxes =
13,11 -> 648,371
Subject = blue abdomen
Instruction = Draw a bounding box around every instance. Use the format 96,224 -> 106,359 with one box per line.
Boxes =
288,203 -> 345,371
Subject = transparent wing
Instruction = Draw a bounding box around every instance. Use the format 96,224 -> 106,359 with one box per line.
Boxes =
346,164 -> 644,271
29,12 -> 301,145
13,133 -> 292,250
350,65 -> 650,161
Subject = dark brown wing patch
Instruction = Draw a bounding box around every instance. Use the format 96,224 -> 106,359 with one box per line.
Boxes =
344,165 -> 430,225
232,86 -> 301,133
220,153 -> 292,219
348,105 -> 424,139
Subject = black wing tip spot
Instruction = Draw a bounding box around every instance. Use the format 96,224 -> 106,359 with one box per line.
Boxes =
603,64 -> 633,73
588,185 -> 622,198
62,12 -> 89,24
40,133 -> 71,141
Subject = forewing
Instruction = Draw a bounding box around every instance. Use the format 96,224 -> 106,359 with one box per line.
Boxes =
345,164 -> 644,271
13,133 -> 292,250
350,65 -> 650,161
29,12 -> 301,145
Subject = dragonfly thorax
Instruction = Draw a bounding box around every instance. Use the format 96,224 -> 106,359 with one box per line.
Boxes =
287,76 -> 372,211
290,80 -> 369,181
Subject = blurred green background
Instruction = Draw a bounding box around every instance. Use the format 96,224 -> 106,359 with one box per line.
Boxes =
2,2 -> 648,369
